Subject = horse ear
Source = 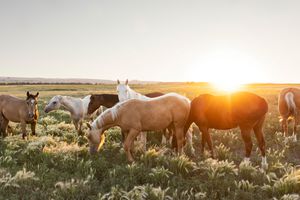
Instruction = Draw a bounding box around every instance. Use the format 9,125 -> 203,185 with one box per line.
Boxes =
35,92 -> 39,98
117,79 -> 120,84
125,79 -> 128,85
86,123 -> 92,130
26,91 -> 30,97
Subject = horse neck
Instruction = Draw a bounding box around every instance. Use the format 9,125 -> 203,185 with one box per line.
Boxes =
95,109 -> 116,130
98,95 -> 119,108
128,88 -> 149,100
60,96 -> 76,114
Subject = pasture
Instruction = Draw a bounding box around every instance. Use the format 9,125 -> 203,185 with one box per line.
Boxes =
0,83 -> 300,200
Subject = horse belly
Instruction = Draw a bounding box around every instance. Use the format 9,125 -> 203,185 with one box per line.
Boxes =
205,113 -> 238,130
140,115 -> 172,131
2,109 -> 20,123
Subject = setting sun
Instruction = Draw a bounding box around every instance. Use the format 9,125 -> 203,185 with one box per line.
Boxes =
211,80 -> 242,92
187,47 -> 266,88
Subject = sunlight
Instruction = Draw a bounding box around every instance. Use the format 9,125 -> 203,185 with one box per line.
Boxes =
211,80 -> 241,92
187,47 -> 265,89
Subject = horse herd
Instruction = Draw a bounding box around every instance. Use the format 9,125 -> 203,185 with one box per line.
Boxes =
0,80 -> 300,170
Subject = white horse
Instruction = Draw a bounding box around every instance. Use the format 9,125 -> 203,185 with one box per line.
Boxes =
44,95 -> 95,134
116,79 -> 195,154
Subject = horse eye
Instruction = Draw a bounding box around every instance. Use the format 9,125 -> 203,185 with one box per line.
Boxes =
53,101 -> 57,105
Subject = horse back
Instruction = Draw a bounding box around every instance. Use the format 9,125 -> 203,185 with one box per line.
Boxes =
118,94 -> 190,131
190,92 -> 268,129
0,95 -> 27,122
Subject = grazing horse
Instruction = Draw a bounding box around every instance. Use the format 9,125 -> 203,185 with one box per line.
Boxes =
0,91 -> 39,139
116,79 -> 194,153
87,93 -> 191,162
44,95 -> 94,134
87,92 -> 166,143
185,92 -> 268,169
278,87 -> 300,142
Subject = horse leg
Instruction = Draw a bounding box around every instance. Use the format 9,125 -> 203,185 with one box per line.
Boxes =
174,127 -> 185,154
161,129 -> 167,145
292,116 -> 298,142
253,118 -> 268,170
240,127 -> 253,163
0,116 -> 9,137
73,120 -> 80,134
198,126 -> 214,157
186,127 -> 195,156
21,121 -> 27,139
124,129 -> 140,162
281,118 -> 289,143
30,121 -> 37,136
78,120 -> 83,135
138,131 -> 147,151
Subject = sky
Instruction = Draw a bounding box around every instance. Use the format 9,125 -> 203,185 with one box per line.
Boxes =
0,0 -> 300,83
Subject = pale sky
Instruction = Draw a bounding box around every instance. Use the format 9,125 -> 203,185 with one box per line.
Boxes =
1,0 -> 300,83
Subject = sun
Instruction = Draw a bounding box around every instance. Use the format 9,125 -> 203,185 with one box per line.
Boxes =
186,47 -> 265,90
211,80 -> 241,92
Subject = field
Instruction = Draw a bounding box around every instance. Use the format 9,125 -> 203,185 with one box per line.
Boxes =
0,83 -> 300,200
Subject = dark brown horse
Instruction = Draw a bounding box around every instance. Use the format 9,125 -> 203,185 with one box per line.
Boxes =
87,92 -> 164,115
0,92 -> 39,139
185,92 -> 268,169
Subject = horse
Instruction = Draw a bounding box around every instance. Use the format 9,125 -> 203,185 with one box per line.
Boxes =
86,93 -> 191,162
184,92 -> 268,169
87,92 -> 164,115
278,87 -> 300,142
116,79 -> 194,153
0,91 -> 39,139
87,92 -> 168,144
44,95 -> 95,134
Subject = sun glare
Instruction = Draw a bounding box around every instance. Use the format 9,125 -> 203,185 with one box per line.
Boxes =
187,47 -> 264,91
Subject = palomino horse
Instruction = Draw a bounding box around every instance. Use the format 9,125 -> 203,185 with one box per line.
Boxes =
44,95 -> 94,134
278,87 -> 300,142
0,91 -> 39,139
185,92 -> 268,169
116,80 -> 194,153
87,93 -> 191,162
87,92 -> 166,143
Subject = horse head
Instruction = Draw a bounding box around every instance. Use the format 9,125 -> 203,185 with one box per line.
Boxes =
116,79 -> 130,102
26,91 -> 39,119
44,95 -> 62,113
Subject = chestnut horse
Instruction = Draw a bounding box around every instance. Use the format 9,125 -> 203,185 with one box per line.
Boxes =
0,91 -> 39,139
87,93 -> 191,162
278,87 -> 300,142
185,92 -> 268,169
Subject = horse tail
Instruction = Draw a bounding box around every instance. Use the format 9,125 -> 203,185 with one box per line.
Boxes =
285,92 -> 297,117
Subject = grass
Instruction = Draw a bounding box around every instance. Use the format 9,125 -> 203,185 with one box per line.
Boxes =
0,83 -> 300,199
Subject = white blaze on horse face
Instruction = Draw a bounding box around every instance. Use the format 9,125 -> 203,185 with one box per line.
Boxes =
117,83 -> 130,102
26,98 -> 36,118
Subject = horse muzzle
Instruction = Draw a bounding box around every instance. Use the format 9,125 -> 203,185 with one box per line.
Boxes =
44,107 -> 49,113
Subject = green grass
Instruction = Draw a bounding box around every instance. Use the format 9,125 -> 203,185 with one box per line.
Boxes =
0,83 -> 300,199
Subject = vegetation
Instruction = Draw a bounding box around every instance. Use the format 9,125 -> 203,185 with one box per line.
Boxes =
0,83 -> 300,199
